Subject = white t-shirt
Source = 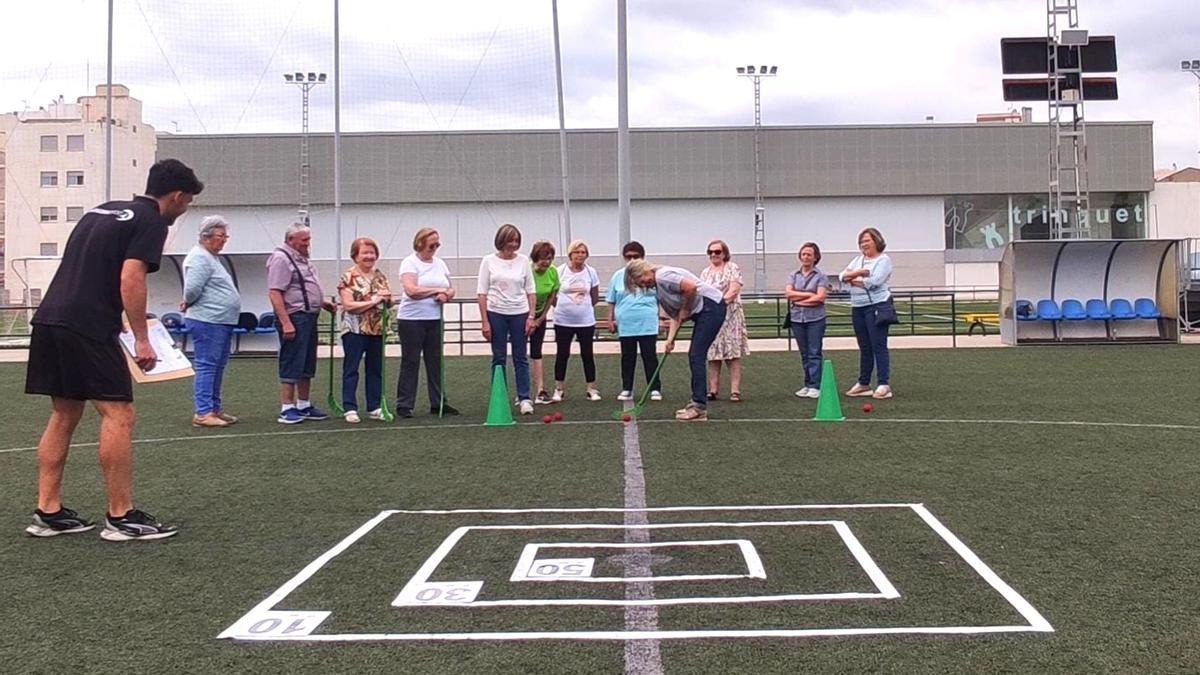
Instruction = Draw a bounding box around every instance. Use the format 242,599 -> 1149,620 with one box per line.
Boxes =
655,266 -> 723,316
553,264 -> 600,327
397,253 -> 452,320
476,253 -> 534,315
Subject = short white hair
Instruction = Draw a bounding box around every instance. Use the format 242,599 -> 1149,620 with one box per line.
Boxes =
198,215 -> 229,240
284,222 -> 310,242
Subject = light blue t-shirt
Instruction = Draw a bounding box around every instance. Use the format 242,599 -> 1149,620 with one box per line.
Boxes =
606,268 -> 659,337
840,254 -> 893,308
182,245 -> 241,325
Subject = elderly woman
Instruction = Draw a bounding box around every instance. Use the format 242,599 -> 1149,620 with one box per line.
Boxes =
552,239 -> 602,402
396,227 -> 457,418
338,237 -> 393,423
840,227 -> 895,399
785,242 -> 830,399
181,216 -> 242,427
477,223 -> 536,415
606,241 -> 662,402
700,239 -> 750,402
528,241 -> 559,405
625,259 -> 726,422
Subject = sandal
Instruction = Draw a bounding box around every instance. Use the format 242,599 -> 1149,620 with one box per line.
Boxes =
730,392 -> 742,402
707,391 -> 718,401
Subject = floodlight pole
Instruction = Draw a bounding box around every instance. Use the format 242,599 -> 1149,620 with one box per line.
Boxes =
616,0 -> 631,247
552,0 -> 573,244
105,0 -> 113,202
283,72 -> 327,226
737,65 -> 778,293
1184,65 -> 1200,159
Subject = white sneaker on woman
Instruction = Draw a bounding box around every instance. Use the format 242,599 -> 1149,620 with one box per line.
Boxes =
617,390 -> 633,401
586,389 -> 602,402
518,400 -> 534,415
795,388 -> 810,398
650,390 -> 663,401
551,389 -> 564,403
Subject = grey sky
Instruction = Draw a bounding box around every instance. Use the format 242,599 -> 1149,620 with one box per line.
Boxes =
3,0 -> 1199,169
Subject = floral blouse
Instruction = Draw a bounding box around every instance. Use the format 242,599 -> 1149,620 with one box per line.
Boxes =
338,267 -> 391,336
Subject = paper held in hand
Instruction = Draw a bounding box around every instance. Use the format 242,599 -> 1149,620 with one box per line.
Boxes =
119,319 -> 194,383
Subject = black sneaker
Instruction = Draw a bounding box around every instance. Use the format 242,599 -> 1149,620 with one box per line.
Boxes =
25,507 -> 95,537
431,404 -> 460,416
101,509 -> 178,541
395,408 -> 414,419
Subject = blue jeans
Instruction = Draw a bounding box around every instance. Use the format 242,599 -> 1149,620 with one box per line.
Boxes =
686,298 -> 727,408
185,318 -> 233,415
342,332 -> 383,412
851,303 -> 891,386
487,311 -> 531,401
791,318 -> 826,389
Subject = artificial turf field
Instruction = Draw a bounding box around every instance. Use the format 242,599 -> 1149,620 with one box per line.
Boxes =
2,345 -> 1199,673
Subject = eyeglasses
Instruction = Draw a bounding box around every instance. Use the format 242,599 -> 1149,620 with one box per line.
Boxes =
427,242 -> 441,249
623,254 -> 640,260
706,249 -> 723,256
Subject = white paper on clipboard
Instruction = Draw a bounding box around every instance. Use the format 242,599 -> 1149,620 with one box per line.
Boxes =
118,320 -> 193,380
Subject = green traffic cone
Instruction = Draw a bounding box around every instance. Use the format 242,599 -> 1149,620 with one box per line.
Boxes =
813,359 -> 845,422
484,364 -> 516,426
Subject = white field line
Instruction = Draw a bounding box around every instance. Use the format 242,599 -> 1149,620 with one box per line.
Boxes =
621,408 -> 662,675
3,416 -> 1196,457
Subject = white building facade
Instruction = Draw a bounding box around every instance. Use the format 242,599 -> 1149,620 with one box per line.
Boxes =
0,85 -> 157,303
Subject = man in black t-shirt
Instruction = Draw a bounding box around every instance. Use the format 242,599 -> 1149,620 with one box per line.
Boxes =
24,159 -> 203,542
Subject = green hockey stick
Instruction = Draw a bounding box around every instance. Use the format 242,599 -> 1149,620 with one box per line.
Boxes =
377,303 -> 395,422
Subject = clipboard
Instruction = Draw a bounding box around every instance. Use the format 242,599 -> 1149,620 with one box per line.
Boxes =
119,319 -> 194,383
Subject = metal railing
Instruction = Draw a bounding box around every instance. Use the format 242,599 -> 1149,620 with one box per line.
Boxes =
0,288 -> 1000,351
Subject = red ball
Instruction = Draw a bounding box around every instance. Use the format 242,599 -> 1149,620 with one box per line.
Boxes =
554,411 -> 563,421
863,403 -> 873,413
622,414 -> 632,423
543,414 -> 553,424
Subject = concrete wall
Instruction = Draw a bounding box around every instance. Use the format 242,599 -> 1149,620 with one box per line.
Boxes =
1148,182 -> 1200,239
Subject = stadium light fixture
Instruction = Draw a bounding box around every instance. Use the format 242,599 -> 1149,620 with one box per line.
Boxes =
307,72 -> 317,82
283,74 -> 294,82
736,67 -> 746,74
318,73 -> 327,83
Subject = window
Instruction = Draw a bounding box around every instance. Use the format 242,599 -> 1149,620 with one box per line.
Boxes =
132,158 -> 137,167
66,206 -> 84,222
40,207 -> 58,223
39,242 -> 58,257
66,171 -> 84,187
66,135 -> 84,152
40,135 -> 58,152
40,172 -> 58,188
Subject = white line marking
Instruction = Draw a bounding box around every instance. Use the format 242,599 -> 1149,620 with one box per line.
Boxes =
217,510 -> 396,639
4,415 -> 1194,456
621,404 -> 662,675
910,504 -> 1054,632
390,521 -> 892,608
512,539 -> 764,583
227,624 -> 1049,642
831,521 -> 900,599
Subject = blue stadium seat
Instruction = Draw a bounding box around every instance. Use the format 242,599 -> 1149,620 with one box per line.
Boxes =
1035,299 -> 1062,320
1109,298 -> 1136,320
1085,299 -> 1112,320
232,312 -> 258,334
1061,299 -> 1087,320
1134,298 -> 1160,319
1015,299 -> 1036,321
255,312 -> 277,333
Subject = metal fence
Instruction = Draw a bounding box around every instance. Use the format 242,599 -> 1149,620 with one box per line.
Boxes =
0,288 -> 1000,352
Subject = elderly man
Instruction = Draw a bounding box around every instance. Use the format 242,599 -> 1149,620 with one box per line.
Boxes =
267,222 -> 336,424
181,215 -> 241,428
24,158 -> 202,541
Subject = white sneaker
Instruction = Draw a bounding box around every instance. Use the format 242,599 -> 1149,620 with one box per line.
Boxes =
367,408 -> 384,420
650,390 -> 663,401
795,388 -> 810,398
344,410 -> 361,424
586,389 -> 602,402
551,389 -> 564,403
872,385 -> 893,399
617,390 -> 633,401
807,388 -> 820,399
518,400 -> 534,415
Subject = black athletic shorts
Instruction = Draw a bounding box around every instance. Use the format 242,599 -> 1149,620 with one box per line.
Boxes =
25,324 -> 133,402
